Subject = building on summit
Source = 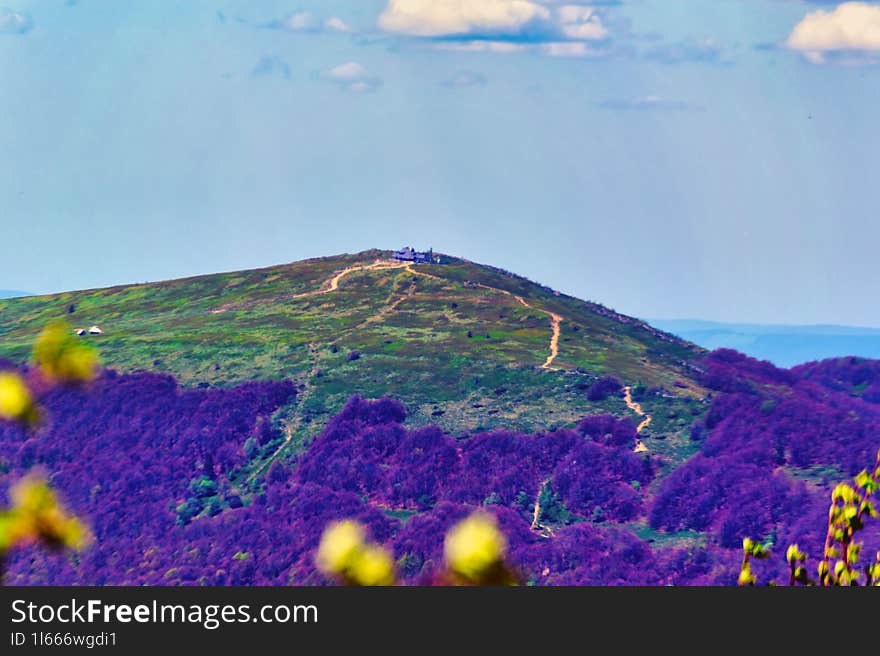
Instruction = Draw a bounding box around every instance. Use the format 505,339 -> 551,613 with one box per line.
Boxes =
392,247 -> 437,264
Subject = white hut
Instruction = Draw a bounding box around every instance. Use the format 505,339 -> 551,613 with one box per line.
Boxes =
88,326 -> 103,335
75,328 -> 86,336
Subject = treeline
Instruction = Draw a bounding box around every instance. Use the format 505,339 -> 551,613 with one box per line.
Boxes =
1,348 -> 879,585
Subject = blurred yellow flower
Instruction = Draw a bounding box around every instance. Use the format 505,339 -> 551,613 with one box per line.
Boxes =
315,520 -> 396,586
348,544 -> 395,586
0,513 -> 20,551
0,372 -> 37,424
444,512 -> 506,582
2,476 -> 91,552
316,520 -> 366,576
33,320 -> 98,383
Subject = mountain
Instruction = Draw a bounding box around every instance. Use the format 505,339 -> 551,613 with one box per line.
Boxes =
0,250 -> 707,464
651,319 -> 880,368
1,251 -> 878,586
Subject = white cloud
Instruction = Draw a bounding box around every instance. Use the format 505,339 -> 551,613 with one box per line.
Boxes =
280,11 -> 316,32
324,62 -> 369,80
266,12 -> 356,34
557,5 -> 607,41
321,62 -> 382,92
378,0 -> 551,37
0,7 -> 31,35
325,17 -> 354,33
377,1 -> 612,59
786,2 -> 880,61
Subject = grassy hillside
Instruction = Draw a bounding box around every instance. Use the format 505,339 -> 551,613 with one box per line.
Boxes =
0,249 -> 708,467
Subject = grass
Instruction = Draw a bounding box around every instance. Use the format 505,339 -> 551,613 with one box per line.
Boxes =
624,519 -> 707,549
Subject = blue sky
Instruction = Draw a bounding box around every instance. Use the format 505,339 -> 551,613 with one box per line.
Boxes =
1,1 -> 879,326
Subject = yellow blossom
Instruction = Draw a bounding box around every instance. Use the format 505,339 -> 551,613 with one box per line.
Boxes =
444,512 -> 506,581
4,476 -> 91,551
316,520 -> 367,576
0,372 -> 38,424
348,544 -> 395,586
315,520 -> 396,586
33,321 -> 98,383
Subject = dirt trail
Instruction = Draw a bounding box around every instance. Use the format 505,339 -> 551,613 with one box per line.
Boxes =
210,260 -> 409,314
403,263 -> 444,282
540,309 -> 563,370
530,479 -> 554,536
358,277 -> 418,329
247,344 -> 323,483
472,285 -> 564,370
300,260 -> 410,297
623,386 -> 652,453
530,479 -> 547,530
401,263 -> 564,370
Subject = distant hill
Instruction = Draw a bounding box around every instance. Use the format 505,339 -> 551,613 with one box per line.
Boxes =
649,319 -> 880,368
0,290 -> 30,299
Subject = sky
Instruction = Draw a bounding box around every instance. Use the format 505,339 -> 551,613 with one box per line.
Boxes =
1,0 -> 879,326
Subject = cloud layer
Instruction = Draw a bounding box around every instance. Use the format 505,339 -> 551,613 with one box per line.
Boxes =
321,62 -> 382,92
786,2 -> 880,62
266,11 -> 355,34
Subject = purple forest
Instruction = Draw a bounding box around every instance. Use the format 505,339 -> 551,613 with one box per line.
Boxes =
1,350 -> 879,586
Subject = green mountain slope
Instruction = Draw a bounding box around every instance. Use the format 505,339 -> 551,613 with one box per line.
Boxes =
0,249 -> 708,466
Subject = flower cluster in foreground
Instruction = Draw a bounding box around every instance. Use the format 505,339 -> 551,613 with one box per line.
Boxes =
317,512 -> 517,586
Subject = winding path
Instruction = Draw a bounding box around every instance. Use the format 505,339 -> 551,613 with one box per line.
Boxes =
623,386 -> 652,453
302,261 -> 410,296
469,284 -> 564,370
539,309 -> 563,370
210,260 -> 410,314
530,479 -> 554,536
246,344 -> 323,483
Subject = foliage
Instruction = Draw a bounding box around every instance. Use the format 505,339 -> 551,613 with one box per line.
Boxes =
587,376 -> 623,402
739,449 -> 880,586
